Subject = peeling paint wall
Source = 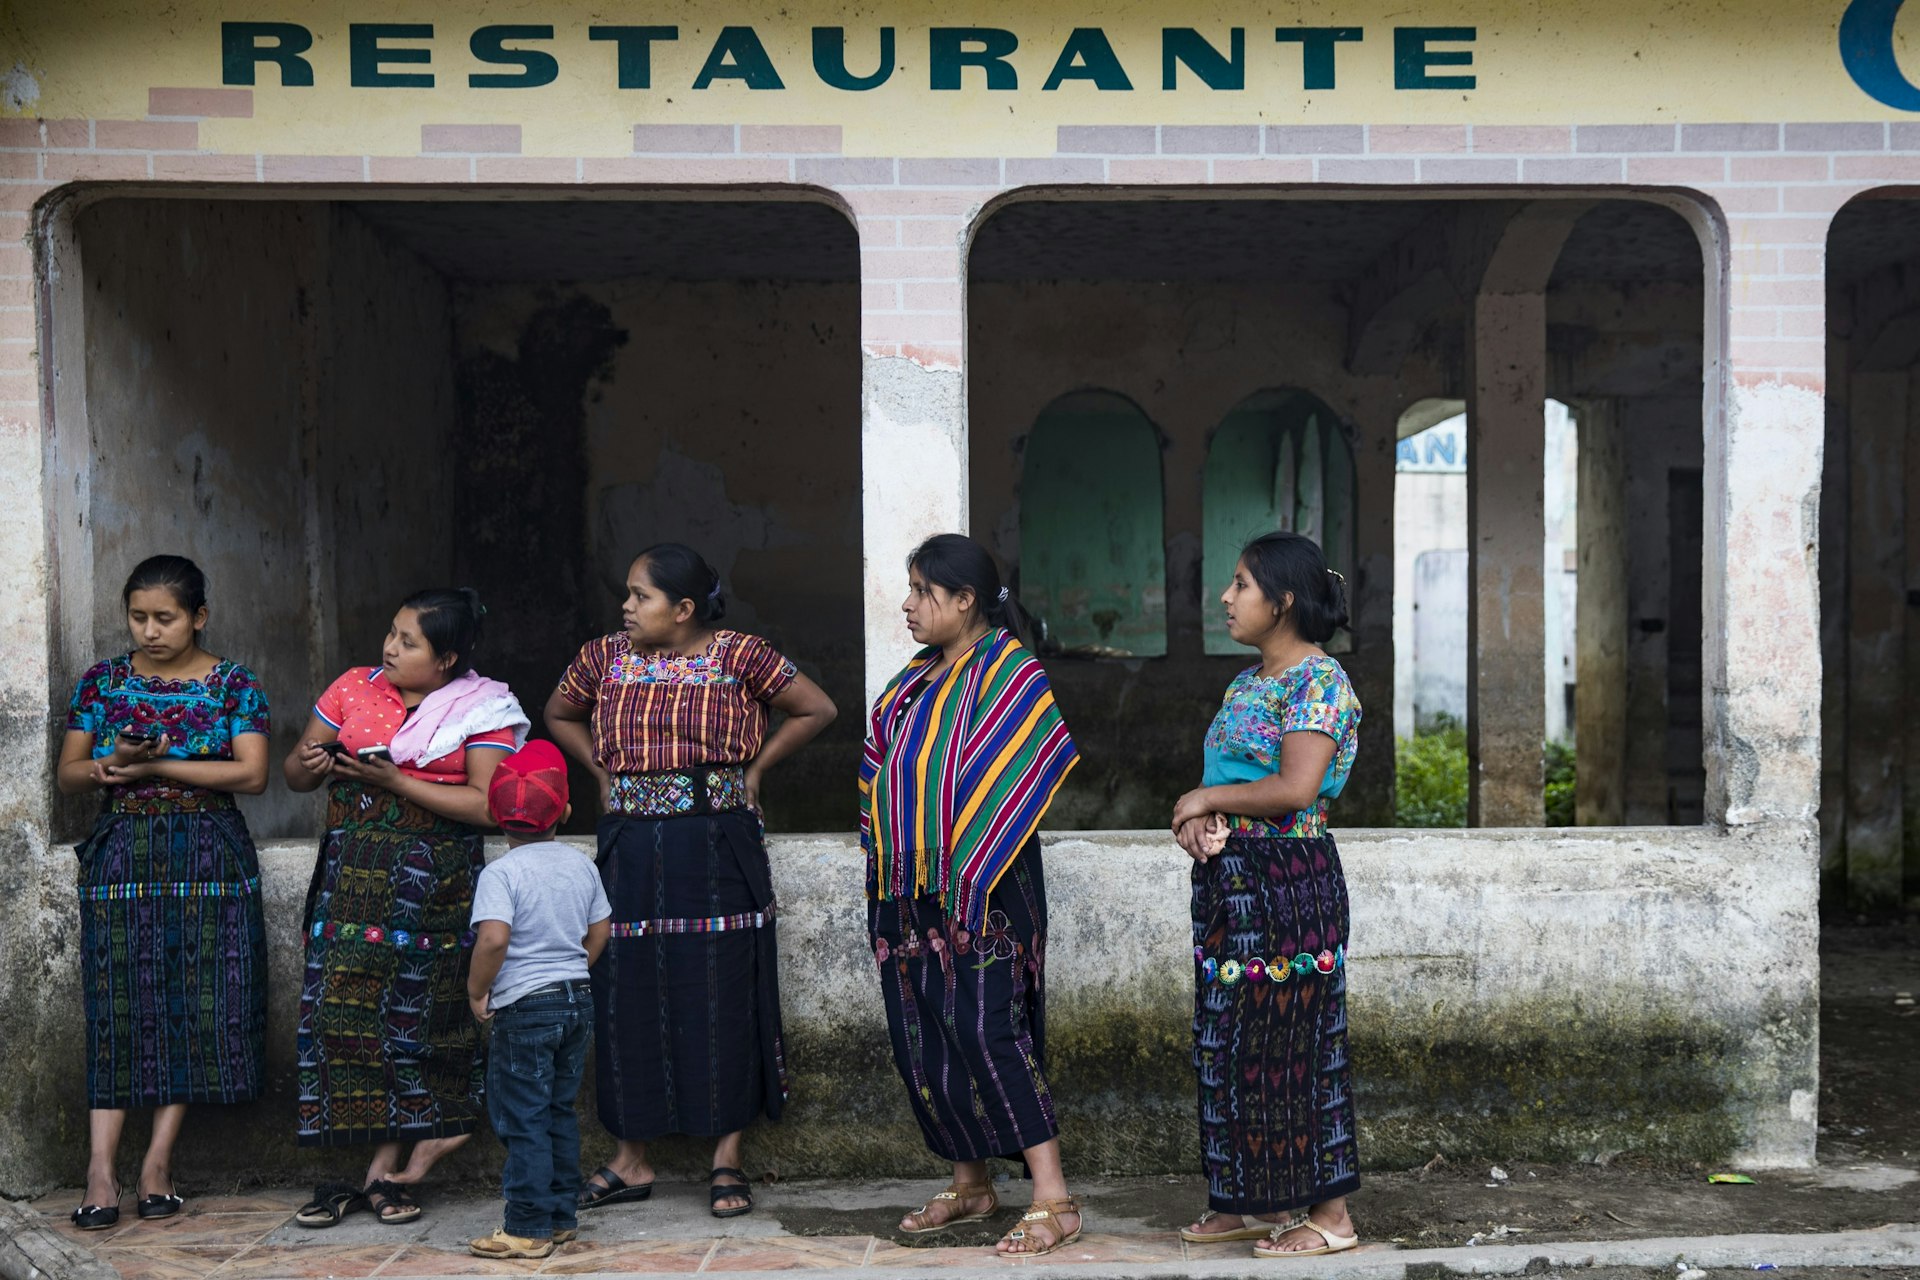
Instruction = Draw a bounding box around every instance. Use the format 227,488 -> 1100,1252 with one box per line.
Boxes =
60,199 -> 456,842
0,826 -> 1818,1192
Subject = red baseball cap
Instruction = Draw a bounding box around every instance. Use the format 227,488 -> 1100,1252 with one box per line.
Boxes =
488,740 -> 570,834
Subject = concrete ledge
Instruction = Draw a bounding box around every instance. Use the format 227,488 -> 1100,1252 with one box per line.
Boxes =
881,1226 -> 1920,1280
0,823 -> 1817,1191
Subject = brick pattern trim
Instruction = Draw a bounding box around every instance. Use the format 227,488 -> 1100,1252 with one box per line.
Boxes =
0,114 -> 1894,376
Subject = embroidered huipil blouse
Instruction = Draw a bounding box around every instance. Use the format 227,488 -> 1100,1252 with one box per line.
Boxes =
314,667 -> 516,785
68,655 -> 271,761
1201,655 -> 1362,839
555,630 -> 798,773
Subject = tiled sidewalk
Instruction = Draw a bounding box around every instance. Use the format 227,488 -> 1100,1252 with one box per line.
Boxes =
31,1181 -> 1238,1277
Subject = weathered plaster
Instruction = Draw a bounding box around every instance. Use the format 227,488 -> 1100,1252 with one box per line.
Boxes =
0,824 -> 1817,1193
1708,382 -> 1825,826
862,353 -> 964,704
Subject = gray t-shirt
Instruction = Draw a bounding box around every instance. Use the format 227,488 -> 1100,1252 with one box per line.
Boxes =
470,841 -> 612,1009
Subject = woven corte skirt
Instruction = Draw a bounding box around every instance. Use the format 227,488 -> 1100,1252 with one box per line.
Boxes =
869,842 -> 1056,1163
77,793 -> 267,1110
592,810 -> 787,1140
295,783 -> 486,1147
1191,833 -> 1359,1215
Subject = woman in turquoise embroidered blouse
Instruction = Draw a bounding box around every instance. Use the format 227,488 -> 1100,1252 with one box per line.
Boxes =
1200,656 -> 1361,839
1170,531 -> 1367,1260
54,556 -> 271,1232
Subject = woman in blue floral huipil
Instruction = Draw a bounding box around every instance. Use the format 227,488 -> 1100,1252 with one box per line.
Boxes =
55,556 -> 272,1230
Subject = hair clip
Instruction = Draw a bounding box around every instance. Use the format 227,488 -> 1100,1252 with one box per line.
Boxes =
1327,569 -> 1346,584
997,587 -> 1010,602
706,584 -> 723,602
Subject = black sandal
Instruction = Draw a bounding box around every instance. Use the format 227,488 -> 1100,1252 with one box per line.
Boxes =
293,1183 -> 366,1229
578,1165 -> 653,1211
709,1167 -> 754,1219
70,1183 -> 121,1232
362,1179 -> 423,1225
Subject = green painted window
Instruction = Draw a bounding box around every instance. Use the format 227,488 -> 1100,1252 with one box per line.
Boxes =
1204,390 -> 1355,655
1018,391 -> 1168,658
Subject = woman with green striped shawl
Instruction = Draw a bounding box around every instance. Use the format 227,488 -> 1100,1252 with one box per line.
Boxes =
860,534 -> 1084,1259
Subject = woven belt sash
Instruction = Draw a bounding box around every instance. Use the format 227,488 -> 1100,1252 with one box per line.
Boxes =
608,765 -> 749,817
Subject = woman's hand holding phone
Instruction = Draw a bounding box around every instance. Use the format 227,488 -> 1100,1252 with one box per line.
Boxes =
296,740 -> 341,777
108,730 -> 168,765
330,746 -> 400,788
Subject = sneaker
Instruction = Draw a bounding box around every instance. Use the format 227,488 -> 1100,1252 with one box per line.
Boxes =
469,1228 -> 555,1259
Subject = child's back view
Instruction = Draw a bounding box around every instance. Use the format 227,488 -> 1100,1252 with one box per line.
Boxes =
467,740 -> 610,1260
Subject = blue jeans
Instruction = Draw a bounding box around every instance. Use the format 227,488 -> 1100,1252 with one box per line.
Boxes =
486,981 -> 593,1239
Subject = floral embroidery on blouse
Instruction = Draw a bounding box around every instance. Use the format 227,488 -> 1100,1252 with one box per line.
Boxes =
1201,655 -> 1361,839
606,646 -> 742,687
67,655 -> 271,760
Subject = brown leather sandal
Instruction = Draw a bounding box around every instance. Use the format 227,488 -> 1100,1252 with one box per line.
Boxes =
1000,1195 -> 1083,1258
900,1180 -> 999,1235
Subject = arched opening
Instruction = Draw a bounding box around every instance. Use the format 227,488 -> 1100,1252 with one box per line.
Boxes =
44,194 -> 865,839
968,193 -> 1704,832
1824,193 -> 1920,913
1017,390 -> 1168,658
1391,397 -> 1580,827
1202,388 -> 1355,656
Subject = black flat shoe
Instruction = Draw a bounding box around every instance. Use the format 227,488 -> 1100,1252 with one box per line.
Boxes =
136,1190 -> 183,1220
70,1198 -> 120,1231
577,1165 -> 653,1211
709,1166 -> 753,1219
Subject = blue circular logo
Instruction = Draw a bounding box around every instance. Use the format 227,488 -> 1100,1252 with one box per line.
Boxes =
1842,0 -> 1920,110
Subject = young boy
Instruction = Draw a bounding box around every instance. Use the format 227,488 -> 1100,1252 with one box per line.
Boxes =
467,740 -> 611,1261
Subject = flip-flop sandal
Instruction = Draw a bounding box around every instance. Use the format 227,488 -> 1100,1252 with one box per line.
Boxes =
1181,1209 -> 1300,1243
577,1165 -> 653,1210
900,1180 -> 998,1235
1252,1221 -> 1360,1258
294,1183 -> 367,1229
709,1166 -> 754,1219
1000,1196 -> 1083,1260
362,1179 -> 423,1225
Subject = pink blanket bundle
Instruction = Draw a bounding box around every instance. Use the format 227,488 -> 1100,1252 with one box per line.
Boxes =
389,670 -> 530,767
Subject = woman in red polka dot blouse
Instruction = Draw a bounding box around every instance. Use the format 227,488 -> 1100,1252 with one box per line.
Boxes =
280,588 -> 530,1228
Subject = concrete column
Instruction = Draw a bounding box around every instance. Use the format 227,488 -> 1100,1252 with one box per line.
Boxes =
858,226 -> 967,705
1465,291 -> 1548,826
1620,399 -> 1675,823
1575,398 -> 1627,825
1703,363 -> 1823,830
2,199 -> 69,1191
1843,371 -> 1907,908
1337,390 -> 1403,827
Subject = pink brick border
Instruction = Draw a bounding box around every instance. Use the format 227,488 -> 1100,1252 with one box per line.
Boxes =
0,115 -> 1894,375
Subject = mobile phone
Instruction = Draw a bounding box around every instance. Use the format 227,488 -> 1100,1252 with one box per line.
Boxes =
319,742 -> 350,759
357,745 -> 393,763
117,729 -> 154,745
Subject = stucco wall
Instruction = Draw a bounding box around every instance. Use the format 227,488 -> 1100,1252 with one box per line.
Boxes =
55,198 -> 457,842
0,822 -> 1815,1194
